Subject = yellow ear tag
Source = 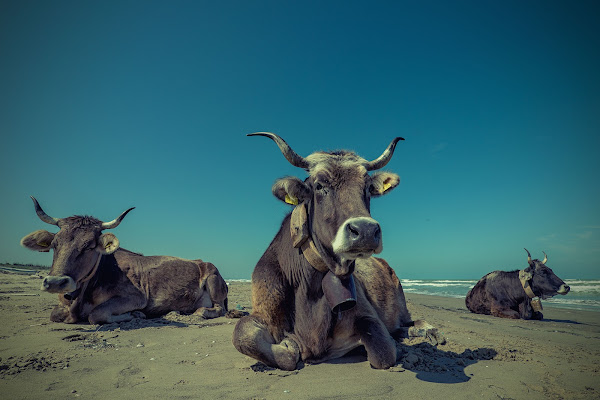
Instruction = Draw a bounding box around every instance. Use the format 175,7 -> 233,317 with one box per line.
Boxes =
382,182 -> 392,193
285,194 -> 299,205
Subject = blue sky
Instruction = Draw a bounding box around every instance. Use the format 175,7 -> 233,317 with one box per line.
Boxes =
1,1 -> 598,279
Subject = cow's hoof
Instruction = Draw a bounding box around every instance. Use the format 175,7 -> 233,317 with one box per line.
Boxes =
272,338 -> 300,371
225,309 -> 249,318
132,311 -> 146,319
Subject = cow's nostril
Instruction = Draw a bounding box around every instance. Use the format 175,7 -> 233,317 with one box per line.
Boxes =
347,224 -> 360,239
374,225 -> 381,238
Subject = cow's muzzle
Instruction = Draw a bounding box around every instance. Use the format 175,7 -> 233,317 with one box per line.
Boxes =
557,284 -> 570,295
332,217 -> 382,259
41,275 -> 77,294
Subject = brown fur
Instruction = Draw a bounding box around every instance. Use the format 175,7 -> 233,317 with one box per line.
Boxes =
233,147 -> 444,370
22,215 -> 228,324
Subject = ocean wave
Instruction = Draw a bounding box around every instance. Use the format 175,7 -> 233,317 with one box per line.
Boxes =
402,282 -> 474,288
567,285 -> 600,293
564,280 -> 600,285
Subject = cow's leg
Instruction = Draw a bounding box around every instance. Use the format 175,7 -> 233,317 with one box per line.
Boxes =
355,316 -> 397,369
193,274 -> 228,319
50,303 -> 76,323
193,303 -> 225,319
233,315 -> 300,371
490,302 -> 520,319
88,296 -> 146,325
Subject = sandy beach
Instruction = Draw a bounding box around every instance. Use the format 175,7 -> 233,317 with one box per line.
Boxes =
1,270 -> 598,400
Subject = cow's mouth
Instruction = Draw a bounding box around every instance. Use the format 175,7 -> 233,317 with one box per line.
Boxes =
64,287 -> 82,301
557,284 -> 570,295
342,249 -> 377,260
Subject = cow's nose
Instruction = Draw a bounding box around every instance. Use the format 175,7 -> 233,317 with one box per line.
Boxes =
346,219 -> 381,244
41,275 -> 76,293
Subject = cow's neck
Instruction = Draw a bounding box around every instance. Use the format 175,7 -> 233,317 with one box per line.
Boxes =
289,203 -> 329,273
518,269 -> 543,312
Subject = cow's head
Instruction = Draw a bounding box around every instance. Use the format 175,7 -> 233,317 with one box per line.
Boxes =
20,197 -> 134,298
523,248 -> 570,298
250,132 -> 403,277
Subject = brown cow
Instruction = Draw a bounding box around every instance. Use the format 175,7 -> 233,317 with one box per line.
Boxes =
465,248 -> 570,319
232,133 -> 444,370
21,197 -> 228,324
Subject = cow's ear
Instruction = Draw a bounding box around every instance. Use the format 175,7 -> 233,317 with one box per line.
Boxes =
272,177 -> 311,206
97,233 -> 120,254
370,172 -> 400,197
21,230 -> 55,252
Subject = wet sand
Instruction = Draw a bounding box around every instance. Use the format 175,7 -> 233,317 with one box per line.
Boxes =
1,272 -> 599,399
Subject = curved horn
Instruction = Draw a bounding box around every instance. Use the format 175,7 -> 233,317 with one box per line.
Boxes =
30,196 -> 59,226
542,251 -> 548,264
524,248 -> 533,265
101,207 -> 135,230
247,132 -> 310,170
364,137 -> 405,171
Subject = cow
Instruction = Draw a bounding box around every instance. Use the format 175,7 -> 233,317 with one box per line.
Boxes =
20,197 -> 229,324
232,132 -> 444,371
465,248 -> 570,320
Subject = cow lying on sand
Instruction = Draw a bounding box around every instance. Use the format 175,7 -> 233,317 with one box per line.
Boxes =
21,197 -> 228,324
233,133 -> 444,371
465,249 -> 570,320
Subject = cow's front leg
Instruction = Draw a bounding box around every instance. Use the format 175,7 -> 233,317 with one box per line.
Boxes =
193,303 -> 225,319
232,315 -> 300,371
355,316 -> 396,369
50,303 -> 77,323
88,296 -> 146,325
490,302 -> 520,319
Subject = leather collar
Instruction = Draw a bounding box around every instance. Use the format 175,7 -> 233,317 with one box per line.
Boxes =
519,269 -> 543,312
290,203 -> 329,273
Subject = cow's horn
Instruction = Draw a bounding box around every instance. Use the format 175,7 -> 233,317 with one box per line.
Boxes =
542,251 -> 548,264
30,196 -> 59,226
524,248 -> 533,265
364,137 -> 405,171
101,207 -> 135,230
248,132 -> 310,170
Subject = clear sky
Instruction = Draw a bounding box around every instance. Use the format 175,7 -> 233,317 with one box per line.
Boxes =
1,1 -> 598,279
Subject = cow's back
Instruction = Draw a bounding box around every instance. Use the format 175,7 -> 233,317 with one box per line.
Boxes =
114,251 -> 221,316
353,257 -> 412,330
465,274 -> 492,314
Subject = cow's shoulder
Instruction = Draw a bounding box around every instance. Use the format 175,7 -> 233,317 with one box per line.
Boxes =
354,257 -> 400,290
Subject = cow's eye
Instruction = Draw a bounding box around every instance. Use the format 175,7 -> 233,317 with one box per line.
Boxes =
315,182 -> 324,191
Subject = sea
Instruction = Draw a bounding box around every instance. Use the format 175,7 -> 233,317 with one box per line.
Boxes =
227,278 -> 600,312
400,279 -> 600,312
